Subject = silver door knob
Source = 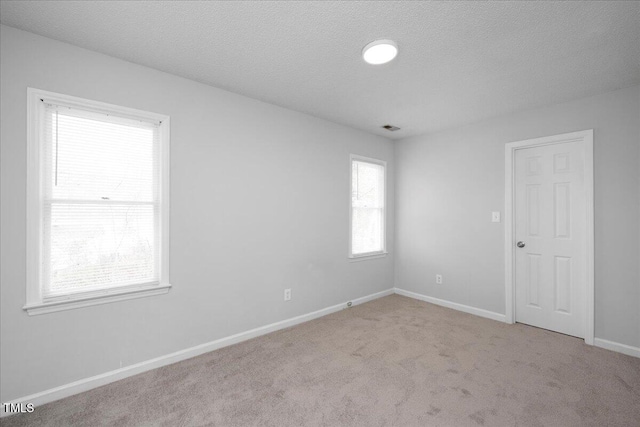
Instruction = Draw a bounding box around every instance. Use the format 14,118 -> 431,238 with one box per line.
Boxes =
517,241 -> 525,248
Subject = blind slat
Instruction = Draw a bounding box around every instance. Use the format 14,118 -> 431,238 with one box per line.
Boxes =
351,160 -> 385,255
41,102 -> 161,296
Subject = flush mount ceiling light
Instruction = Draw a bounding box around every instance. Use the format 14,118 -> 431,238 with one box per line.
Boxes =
362,39 -> 398,65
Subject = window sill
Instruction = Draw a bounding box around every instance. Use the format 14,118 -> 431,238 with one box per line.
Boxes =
348,252 -> 388,262
23,284 -> 171,316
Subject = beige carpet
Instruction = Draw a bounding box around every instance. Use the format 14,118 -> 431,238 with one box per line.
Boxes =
3,294 -> 640,426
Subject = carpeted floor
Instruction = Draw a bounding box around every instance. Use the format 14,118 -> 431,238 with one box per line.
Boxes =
3,294 -> 640,426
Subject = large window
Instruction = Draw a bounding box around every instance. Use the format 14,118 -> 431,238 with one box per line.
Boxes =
350,155 -> 386,258
25,89 -> 170,314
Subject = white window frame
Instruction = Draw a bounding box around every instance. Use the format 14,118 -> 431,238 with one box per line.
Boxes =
24,88 -> 171,315
349,154 -> 387,260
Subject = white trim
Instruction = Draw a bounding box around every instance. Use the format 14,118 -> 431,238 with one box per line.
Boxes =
33,89 -> 168,123
504,129 -> 595,344
394,287 -> 507,323
349,154 -> 387,259
594,338 -> 640,359
159,115 -> 171,296
348,252 -> 388,262
393,288 -> 639,359
2,288 -> 394,415
23,284 -> 171,316
583,133 -> 595,345
26,88 -> 44,309
25,88 -> 171,314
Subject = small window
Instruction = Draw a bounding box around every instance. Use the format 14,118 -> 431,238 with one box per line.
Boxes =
349,155 -> 386,258
25,89 -> 170,314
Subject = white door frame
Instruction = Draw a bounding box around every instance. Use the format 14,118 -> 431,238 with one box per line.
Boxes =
504,129 -> 595,345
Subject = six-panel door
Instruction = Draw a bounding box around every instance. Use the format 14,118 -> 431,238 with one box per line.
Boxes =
514,141 -> 586,338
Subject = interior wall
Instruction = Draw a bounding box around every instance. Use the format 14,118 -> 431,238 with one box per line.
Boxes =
395,85 -> 640,348
0,25 -> 395,402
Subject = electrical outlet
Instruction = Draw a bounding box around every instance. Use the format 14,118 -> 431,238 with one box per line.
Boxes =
284,288 -> 291,301
492,211 -> 501,222
436,274 -> 443,284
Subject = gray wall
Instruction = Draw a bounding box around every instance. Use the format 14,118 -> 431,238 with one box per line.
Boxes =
395,85 -> 640,348
0,26 -> 395,402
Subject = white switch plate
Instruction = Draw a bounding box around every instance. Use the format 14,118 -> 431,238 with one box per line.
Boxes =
436,274 -> 443,284
284,288 -> 291,301
492,211 -> 501,222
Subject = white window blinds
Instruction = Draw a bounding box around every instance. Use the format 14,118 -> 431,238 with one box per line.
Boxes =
351,158 -> 386,256
41,102 -> 161,298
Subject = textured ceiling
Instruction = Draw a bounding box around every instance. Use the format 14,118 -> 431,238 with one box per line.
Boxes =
1,1 -> 639,140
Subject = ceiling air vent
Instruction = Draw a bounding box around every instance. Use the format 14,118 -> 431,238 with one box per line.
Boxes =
382,125 -> 401,131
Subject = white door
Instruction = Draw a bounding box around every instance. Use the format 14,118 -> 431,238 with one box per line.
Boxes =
514,139 -> 587,338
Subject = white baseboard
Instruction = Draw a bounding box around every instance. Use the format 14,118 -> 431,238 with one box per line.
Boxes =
594,338 -> 640,358
394,288 -> 640,359
6,287 -> 636,417
1,288 -> 394,417
394,287 -> 507,323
